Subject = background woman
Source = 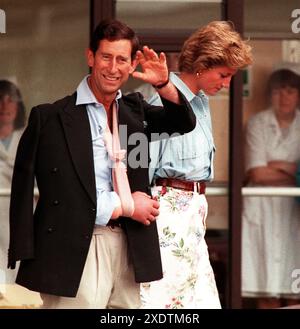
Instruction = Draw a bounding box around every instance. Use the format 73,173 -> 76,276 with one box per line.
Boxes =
242,68 -> 300,308
0,80 -> 26,299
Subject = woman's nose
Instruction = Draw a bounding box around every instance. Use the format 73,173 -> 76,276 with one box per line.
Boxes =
222,77 -> 231,88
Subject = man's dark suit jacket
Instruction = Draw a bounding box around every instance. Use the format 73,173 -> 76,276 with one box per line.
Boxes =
8,91 -> 195,297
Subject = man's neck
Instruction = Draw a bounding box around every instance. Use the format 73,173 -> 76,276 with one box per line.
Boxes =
87,76 -> 116,112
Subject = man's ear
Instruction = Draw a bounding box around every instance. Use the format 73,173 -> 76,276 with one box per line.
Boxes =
86,48 -> 95,68
129,58 -> 138,74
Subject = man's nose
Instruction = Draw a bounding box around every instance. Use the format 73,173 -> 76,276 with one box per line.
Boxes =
107,58 -> 118,72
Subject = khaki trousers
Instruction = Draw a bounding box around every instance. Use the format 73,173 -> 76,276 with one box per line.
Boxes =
41,225 -> 140,309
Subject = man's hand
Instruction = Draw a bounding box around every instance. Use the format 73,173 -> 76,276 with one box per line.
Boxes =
132,46 -> 180,103
132,46 -> 169,86
131,191 -> 160,226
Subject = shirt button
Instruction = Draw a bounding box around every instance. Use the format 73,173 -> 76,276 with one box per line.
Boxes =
53,200 -> 60,206
51,167 -> 59,173
47,227 -> 53,233
91,208 -> 96,212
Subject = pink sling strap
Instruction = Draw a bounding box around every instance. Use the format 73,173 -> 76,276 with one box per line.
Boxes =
103,102 -> 135,218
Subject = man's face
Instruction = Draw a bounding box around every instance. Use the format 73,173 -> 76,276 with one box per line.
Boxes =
87,39 -> 136,99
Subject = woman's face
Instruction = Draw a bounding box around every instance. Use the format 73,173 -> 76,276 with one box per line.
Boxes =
271,86 -> 300,116
197,66 -> 237,96
0,95 -> 18,126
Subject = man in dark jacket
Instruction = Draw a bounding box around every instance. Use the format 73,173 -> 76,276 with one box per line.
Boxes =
8,19 -> 195,308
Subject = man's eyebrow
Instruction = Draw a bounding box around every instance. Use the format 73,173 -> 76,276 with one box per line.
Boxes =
118,55 -> 130,60
99,51 -> 111,56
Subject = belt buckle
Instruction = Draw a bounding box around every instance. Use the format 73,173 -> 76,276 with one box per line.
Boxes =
195,182 -> 205,194
193,182 -> 198,193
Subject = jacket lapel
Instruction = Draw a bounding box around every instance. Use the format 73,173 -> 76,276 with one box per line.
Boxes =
59,94 -> 96,206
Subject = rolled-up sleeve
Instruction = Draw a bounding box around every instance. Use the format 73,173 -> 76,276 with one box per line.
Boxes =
245,115 -> 268,171
95,189 -> 121,226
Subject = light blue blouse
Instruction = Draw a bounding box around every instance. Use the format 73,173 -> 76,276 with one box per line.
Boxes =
149,72 -> 215,182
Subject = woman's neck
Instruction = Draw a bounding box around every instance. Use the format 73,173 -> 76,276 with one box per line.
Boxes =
178,72 -> 199,95
275,111 -> 296,129
0,123 -> 14,139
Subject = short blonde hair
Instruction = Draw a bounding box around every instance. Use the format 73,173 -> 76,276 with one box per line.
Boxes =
178,21 -> 253,73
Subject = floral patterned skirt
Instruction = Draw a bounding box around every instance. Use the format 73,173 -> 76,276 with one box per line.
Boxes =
140,186 -> 221,309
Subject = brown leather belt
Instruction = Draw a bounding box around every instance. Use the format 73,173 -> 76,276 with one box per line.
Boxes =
155,177 -> 206,194
106,219 -> 122,228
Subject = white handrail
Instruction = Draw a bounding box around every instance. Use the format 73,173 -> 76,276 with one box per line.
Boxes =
206,186 -> 300,197
206,187 -> 228,196
242,187 -> 300,196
